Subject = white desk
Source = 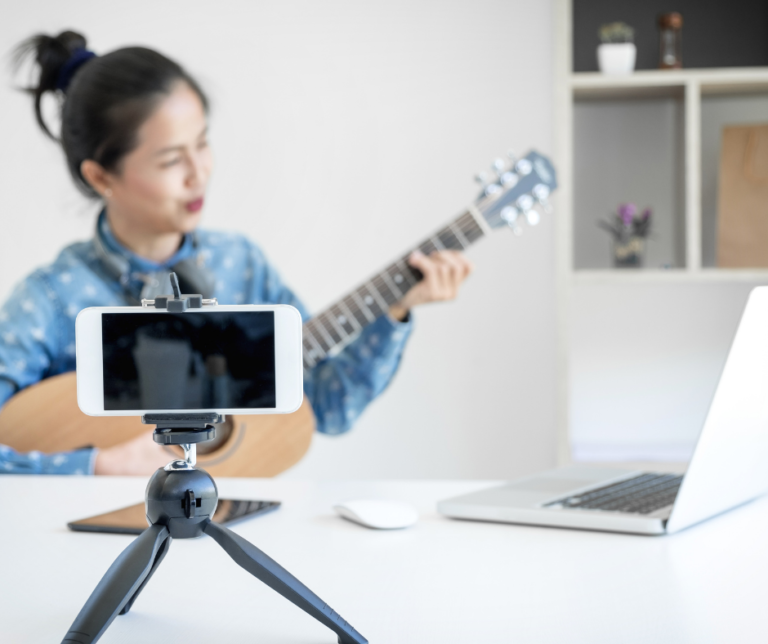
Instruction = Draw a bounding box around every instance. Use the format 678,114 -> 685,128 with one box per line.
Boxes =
2,476 -> 768,644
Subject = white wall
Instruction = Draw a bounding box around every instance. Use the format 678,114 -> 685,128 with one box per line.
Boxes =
0,0 -> 557,479
570,282 -> 757,462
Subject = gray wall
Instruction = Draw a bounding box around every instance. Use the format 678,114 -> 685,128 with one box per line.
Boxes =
573,96 -> 685,270
0,0 -> 557,479
573,0 -> 768,72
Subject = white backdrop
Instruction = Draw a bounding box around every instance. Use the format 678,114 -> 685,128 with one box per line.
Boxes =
0,0 -> 557,479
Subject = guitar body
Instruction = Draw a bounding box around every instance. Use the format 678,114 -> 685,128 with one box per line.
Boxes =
0,372 -> 315,477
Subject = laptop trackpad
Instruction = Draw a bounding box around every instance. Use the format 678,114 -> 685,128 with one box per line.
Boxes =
506,478 -> 597,494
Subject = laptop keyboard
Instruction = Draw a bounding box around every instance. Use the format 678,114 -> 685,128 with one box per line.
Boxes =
543,473 -> 684,515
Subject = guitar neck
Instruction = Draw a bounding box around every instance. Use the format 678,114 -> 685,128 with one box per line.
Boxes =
302,208 -> 488,368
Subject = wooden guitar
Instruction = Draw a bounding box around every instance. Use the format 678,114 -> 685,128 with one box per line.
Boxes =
0,150 -> 557,476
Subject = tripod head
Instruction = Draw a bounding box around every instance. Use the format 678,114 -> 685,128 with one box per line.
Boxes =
137,274 -> 225,538
140,412 -> 223,538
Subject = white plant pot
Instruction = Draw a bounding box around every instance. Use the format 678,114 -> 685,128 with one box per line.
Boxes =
597,43 -> 636,75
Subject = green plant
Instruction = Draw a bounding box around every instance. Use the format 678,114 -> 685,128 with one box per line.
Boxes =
599,22 -> 635,44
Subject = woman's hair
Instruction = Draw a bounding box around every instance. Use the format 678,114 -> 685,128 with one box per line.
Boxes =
14,30 -> 209,197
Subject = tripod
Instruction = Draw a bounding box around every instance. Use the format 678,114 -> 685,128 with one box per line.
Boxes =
62,414 -> 368,644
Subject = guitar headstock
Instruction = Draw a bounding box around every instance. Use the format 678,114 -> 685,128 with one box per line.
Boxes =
473,150 -> 557,236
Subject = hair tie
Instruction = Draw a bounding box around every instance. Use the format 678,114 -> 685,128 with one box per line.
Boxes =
55,48 -> 96,91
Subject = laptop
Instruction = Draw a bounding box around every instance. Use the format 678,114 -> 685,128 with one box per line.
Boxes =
438,286 -> 768,535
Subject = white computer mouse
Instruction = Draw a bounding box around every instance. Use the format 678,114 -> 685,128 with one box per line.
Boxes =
333,499 -> 419,530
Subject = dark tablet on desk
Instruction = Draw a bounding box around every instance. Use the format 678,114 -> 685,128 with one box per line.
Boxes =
68,499 -> 281,535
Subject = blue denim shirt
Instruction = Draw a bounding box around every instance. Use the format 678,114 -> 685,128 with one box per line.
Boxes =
0,214 -> 412,474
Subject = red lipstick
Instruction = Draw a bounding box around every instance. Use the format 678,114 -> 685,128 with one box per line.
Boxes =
186,197 -> 204,213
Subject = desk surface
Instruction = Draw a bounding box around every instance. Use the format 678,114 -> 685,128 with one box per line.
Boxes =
2,476 -> 767,644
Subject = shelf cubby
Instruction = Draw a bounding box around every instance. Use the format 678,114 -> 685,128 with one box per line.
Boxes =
567,67 -> 768,281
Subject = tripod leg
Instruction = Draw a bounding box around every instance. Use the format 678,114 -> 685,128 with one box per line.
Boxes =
62,524 -> 171,644
204,521 -> 368,644
119,530 -> 172,615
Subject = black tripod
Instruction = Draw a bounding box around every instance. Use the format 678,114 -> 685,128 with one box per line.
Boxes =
62,276 -> 367,644
62,414 -> 368,644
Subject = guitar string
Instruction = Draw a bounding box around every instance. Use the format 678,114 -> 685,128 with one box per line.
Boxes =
305,212 -> 483,334
302,175 -> 550,364
305,212 -> 481,342
302,211 -> 486,363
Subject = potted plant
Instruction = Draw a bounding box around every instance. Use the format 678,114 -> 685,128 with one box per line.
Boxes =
597,22 -> 636,75
598,203 -> 652,268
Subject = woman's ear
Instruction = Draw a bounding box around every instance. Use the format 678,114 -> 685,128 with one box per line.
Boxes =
80,160 -> 113,198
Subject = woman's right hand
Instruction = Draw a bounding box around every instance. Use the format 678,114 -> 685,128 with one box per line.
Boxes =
94,430 -> 173,475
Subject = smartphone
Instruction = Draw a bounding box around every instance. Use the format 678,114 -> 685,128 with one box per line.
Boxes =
76,305 -> 304,416
68,499 -> 281,535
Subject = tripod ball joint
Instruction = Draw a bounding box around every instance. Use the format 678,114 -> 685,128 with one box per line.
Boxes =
146,468 -> 218,539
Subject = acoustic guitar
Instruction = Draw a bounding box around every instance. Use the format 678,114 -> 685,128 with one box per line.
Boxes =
0,150 -> 557,476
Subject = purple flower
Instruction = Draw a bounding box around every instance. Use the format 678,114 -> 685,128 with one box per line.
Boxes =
618,203 -> 637,225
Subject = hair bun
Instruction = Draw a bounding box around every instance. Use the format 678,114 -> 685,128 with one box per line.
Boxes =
55,48 -> 96,91
13,30 -> 90,138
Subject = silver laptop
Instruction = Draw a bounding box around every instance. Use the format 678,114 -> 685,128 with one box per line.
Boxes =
438,286 -> 768,535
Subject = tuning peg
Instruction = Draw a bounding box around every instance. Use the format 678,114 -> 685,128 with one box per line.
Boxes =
516,194 -> 534,212
484,183 -> 502,197
474,172 -> 489,185
515,158 -> 532,176
500,206 -> 519,224
507,150 -> 517,162
492,158 -> 506,174
500,171 -> 518,187
532,183 -> 550,201
525,209 -> 541,226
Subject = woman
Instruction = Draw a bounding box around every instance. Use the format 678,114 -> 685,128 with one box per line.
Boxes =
0,30 -> 472,475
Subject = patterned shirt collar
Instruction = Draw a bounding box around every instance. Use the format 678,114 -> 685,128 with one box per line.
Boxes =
97,209 -> 195,274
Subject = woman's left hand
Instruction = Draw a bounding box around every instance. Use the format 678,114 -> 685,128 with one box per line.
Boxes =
388,250 -> 474,321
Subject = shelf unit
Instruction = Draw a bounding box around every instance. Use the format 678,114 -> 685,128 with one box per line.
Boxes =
552,0 -> 768,465
567,67 -> 768,282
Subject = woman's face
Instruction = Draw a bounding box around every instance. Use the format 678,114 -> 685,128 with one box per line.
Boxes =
106,81 -> 213,235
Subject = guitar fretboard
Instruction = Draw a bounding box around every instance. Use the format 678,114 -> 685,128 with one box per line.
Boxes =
303,209 -> 486,368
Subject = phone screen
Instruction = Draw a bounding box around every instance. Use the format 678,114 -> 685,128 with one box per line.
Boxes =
68,499 -> 281,535
101,311 -> 276,411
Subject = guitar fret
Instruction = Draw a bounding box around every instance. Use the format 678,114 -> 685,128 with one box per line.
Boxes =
310,322 -> 334,353
437,228 -> 462,250
330,303 -> 359,336
325,306 -> 350,339
373,276 -> 399,306
302,338 -> 317,368
301,332 -> 325,359
380,271 -> 403,300
351,291 -> 377,323
466,204 -> 492,238
337,299 -> 363,333
363,282 -> 389,314
449,221 -> 470,249
430,235 -> 446,251
420,239 -> 439,254
319,312 -> 345,345
456,212 -> 484,243
394,259 -> 418,287
311,317 -> 337,350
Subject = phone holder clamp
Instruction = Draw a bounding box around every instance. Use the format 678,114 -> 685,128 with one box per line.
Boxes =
141,271 -> 218,311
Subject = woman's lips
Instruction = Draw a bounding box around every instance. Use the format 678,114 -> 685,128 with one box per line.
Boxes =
186,197 -> 204,213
